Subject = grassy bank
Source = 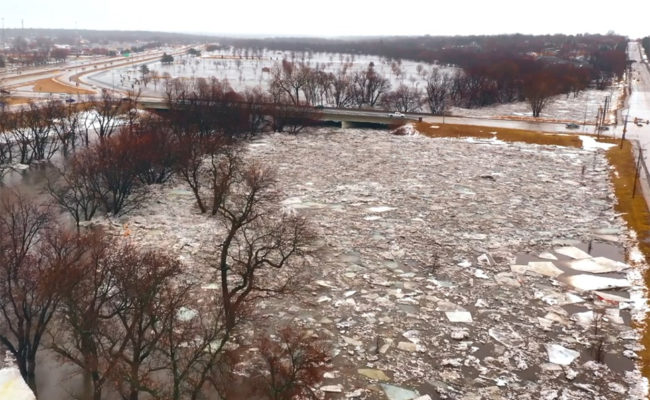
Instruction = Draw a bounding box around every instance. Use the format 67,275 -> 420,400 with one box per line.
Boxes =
413,122 -> 582,148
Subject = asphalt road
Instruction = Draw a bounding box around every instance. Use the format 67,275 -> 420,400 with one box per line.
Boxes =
624,41 -> 650,150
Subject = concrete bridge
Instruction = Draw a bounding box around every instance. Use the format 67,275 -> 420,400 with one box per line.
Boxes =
138,98 -> 421,127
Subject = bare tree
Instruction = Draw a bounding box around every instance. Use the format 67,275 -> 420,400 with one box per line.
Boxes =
256,326 -> 328,400
92,91 -> 129,141
0,191 -> 76,394
382,83 -> 423,113
210,161 -> 311,329
425,68 -> 452,115
51,231 -> 131,400
47,152 -> 103,229
270,60 -> 311,105
523,73 -> 557,118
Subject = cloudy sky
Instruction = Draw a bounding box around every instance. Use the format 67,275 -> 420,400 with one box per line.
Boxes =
2,0 -> 648,38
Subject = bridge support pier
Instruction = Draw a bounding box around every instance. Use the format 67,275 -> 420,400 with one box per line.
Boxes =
341,120 -> 351,129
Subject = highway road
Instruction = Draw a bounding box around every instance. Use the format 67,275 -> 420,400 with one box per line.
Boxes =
624,41 -> 650,150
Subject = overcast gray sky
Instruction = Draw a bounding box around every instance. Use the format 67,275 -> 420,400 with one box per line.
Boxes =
2,0 -> 648,38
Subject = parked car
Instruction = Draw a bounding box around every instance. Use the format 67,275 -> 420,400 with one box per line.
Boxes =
314,104 -> 325,110
566,123 -> 580,129
388,111 -> 405,118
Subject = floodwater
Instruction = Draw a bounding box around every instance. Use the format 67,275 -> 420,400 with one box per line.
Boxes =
515,240 -> 636,377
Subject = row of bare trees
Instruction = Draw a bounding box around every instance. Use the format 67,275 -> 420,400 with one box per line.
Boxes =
265,58 -> 585,117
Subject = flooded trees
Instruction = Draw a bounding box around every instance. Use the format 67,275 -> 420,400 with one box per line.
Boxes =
425,68 -> 452,115
0,191 -> 76,394
381,83 -> 423,113
256,327 -> 328,400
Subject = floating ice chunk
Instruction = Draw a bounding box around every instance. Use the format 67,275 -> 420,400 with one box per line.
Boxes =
567,257 -> 628,273
477,254 -> 492,265
572,311 -> 594,329
554,246 -> 591,259
397,341 -> 418,352
495,272 -> 521,287
489,326 -> 524,348
593,291 -> 630,303
321,384 -> 344,393
445,311 -> 473,323
545,344 -> 580,365
539,290 -> 584,305
474,269 -> 489,279
595,234 -> 619,242
364,215 -> 382,221
201,283 -> 219,290
176,307 -> 198,322
538,252 -> 558,260
281,197 -> 302,206
358,368 -> 390,381
605,308 -> 625,324
367,206 -> 396,213
527,261 -> 564,277
402,330 -> 421,344
457,260 -> 472,268
510,264 -> 528,274
380,384 -> 419,400
436,301 -> 467,312
564,274 -> 631,291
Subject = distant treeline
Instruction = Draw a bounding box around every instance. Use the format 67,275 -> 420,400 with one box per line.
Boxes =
2,28 -> 213,45
219,34 -> 628,107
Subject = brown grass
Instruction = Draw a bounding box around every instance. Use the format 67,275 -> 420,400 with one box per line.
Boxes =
413,121 -> 582,148
2,96 -> 33,105
605,139 -> 650,378
32,77 -> 95,95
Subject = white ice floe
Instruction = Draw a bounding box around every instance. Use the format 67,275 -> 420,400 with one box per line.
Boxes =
445,311 -> 473,323
176,307 -> 198,322
545,344 -> 580,366
367,206 -> 396,213
513,261 -> 564,278
538,251 -> 558,260
567,257 -> 628,273
564,274 -> 631,291
554,246 -> 592,259
593,291 -> 630,303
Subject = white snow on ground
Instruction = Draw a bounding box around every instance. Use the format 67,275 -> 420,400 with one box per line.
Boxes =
451,86 -> 624,123
579,135 -> 617,151
0,368 -> 35,400
90,49 -> 453,97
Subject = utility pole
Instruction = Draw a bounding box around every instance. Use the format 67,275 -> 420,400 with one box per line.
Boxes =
621,109 -> 630,149
632,147 -> 643,199
596,106 -> 602,138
